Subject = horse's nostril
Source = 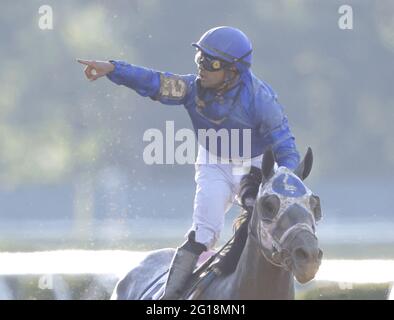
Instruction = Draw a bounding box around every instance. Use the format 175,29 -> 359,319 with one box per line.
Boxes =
294,248 -> 308,260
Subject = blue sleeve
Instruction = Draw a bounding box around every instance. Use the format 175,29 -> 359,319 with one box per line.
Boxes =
256,93 -> 300,170
106,60 -> 195,106
268,117 -> 300,170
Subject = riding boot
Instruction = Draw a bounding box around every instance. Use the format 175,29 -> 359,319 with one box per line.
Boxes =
160,247 -> 199,300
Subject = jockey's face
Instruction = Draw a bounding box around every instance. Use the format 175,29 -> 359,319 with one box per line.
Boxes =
195,50 -> 230,89
197,67 -> 226,89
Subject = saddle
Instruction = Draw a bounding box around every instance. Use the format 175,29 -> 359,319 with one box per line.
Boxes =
140,234 -> 238,300
139,249 -> 221,300
180,250 -> 222,299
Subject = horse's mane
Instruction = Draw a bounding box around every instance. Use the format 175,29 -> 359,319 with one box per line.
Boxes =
233,209 -> 250,232
214,166 -> 262,275
213,210 -> 251,275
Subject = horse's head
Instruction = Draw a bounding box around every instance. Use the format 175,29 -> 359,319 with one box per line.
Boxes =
250,148 -> 323,284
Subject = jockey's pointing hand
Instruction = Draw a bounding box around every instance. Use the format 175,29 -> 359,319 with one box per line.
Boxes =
77,59 -> 115,81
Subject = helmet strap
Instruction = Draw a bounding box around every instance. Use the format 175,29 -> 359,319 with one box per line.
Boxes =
233,49 -> 252,65
215,68 -> 239,94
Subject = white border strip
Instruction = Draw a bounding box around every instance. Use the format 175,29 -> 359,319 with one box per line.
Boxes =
0,251 -> 393,284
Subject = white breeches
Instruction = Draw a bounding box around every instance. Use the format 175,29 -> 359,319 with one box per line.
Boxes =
187,145 -> 263,250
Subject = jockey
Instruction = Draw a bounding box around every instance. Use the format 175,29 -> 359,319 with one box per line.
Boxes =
77,26 -> 300,299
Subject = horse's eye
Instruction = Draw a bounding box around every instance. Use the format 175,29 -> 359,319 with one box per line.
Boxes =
309,195 -> 322,222
258,194 -> 280,222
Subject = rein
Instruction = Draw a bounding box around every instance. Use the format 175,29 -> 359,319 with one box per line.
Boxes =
248,219 -> 317,270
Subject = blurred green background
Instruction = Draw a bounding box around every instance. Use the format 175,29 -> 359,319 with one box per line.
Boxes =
0,0 -> 393,299
1,0 -> 394,188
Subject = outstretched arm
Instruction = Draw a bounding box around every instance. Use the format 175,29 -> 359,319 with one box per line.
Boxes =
77,59 -> 194,106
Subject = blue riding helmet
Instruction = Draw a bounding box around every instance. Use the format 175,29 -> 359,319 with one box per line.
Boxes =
192,26 -> 253,72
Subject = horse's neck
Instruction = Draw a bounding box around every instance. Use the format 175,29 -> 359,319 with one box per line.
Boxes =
198,215 -> 295,299
230,223 -> 295,299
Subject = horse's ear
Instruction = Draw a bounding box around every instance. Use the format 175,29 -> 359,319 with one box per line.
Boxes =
262,147 -> 275,180
294,147 -> 313,180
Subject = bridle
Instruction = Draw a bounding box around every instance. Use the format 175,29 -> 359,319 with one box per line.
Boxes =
247,168 -> 318,270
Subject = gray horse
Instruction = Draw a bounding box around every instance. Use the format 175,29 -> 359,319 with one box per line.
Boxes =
112,148 -> 323,300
